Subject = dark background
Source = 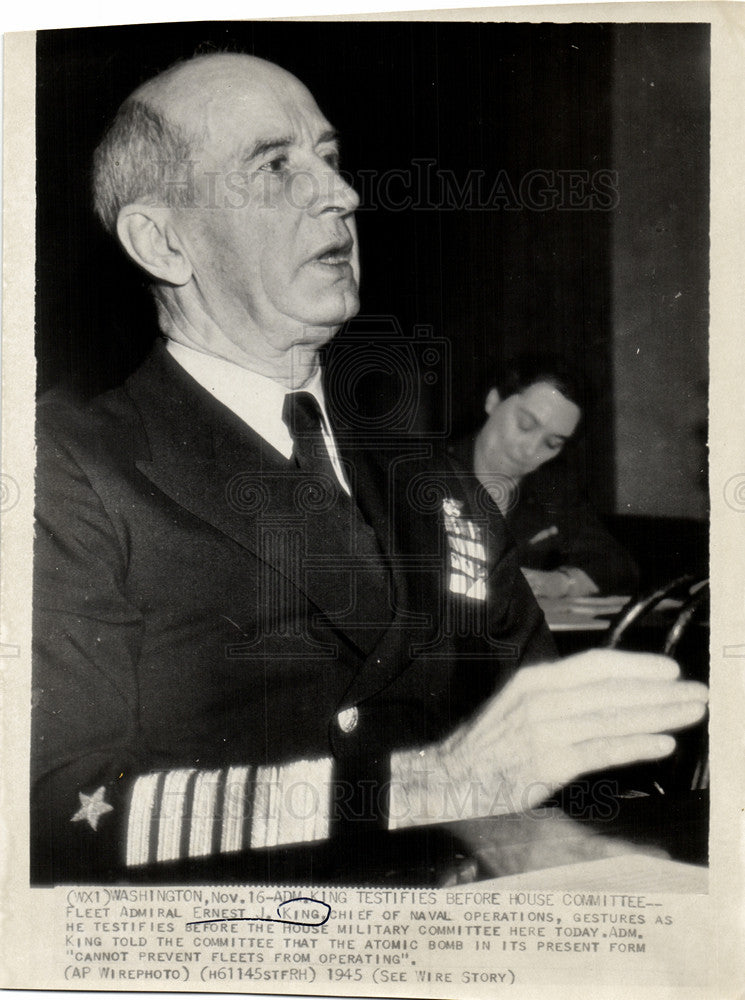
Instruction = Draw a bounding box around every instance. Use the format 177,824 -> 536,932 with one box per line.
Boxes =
35,21 -> 709,539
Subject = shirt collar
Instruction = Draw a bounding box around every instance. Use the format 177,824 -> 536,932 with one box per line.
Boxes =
165,339 -> 331,461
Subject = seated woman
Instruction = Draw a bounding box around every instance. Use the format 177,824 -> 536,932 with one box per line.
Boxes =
450,358 -> 638,598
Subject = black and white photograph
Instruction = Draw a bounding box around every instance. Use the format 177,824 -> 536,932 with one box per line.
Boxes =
2,6 -> 743,997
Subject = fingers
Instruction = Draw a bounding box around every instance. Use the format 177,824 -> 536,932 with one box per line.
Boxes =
472,664 -> 707,745
540,699 -> 707,750
550,732 -> 677,787
512,651 -> 682,696
448,650 -> 709,815
515,677 -> 709,726
466,660 -> 708,768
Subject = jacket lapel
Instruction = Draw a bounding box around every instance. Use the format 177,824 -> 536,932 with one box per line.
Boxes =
335,440 -> 448,708
125,346 -> 388,656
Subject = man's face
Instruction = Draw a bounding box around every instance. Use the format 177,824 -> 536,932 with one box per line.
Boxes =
160,57 -> 360,356
478,381 -> 581,481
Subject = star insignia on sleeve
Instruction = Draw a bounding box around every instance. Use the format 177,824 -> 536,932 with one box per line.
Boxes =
71,786 -> 114,831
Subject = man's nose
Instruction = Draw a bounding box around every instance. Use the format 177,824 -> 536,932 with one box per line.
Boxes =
303,159 -> 360,217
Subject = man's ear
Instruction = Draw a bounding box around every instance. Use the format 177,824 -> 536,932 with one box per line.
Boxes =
484,387 -> 501,415
116,205 -> 192,286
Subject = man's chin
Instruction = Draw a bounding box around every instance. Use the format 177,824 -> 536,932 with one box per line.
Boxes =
293,317 -> 351,348
302,292 -> 361,331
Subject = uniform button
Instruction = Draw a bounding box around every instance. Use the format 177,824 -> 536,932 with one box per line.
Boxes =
336,706 -> 359,734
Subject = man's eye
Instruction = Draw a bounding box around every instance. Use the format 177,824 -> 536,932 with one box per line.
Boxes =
322,150 -> 341,171
259,155 -> 289,174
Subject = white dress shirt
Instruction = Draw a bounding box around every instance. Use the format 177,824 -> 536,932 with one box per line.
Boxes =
166,339 -> 351,494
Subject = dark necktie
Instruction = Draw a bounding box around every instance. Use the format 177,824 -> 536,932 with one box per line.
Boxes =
281,390 -> 342,491
281,390 -> 392,642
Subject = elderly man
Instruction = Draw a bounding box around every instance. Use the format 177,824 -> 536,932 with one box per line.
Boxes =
32,53 -> 707,884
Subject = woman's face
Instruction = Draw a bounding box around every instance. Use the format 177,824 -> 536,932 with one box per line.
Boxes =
477,380 -> 582,482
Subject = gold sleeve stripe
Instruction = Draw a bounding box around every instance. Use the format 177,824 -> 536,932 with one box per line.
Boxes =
314,756 -> 334,842
156,768 -> 196,862
188,769 -> 222,858
251,758 -> 332,849
126,758 -> 334,865
220,765 -> 251,854
267,764 -> 283,850
250,764 -> 274,850
126,772 -> 161,866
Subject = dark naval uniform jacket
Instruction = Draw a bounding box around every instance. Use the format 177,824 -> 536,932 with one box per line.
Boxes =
32,343 -> 554,884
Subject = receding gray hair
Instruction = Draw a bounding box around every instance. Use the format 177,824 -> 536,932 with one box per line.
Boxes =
92,98 -> 201,234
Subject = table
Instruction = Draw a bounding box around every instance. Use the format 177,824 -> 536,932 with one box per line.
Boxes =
345,790 -> 708,888
481,852 -> 707,893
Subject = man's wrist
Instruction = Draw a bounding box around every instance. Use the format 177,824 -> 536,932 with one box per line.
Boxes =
388,740 -> 497,831
389,743 -> 445,831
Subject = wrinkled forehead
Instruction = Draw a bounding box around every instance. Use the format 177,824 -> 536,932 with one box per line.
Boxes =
137,55 -> 329,163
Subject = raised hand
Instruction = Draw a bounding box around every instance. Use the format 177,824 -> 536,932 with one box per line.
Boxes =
389,651 -> 708,828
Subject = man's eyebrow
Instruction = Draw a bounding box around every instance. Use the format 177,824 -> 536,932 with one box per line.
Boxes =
242,137 -> 292,161
316,128 -> 340,146
241,129 -> 340,163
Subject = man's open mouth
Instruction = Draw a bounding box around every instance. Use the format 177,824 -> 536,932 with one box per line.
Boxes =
314,241 -> 354,265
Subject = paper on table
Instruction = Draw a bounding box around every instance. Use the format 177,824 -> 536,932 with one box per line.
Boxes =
538,596 -> 630,631
569,595 -> 632,607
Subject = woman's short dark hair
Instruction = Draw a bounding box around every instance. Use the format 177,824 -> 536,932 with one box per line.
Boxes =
490,354 -> 589,411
